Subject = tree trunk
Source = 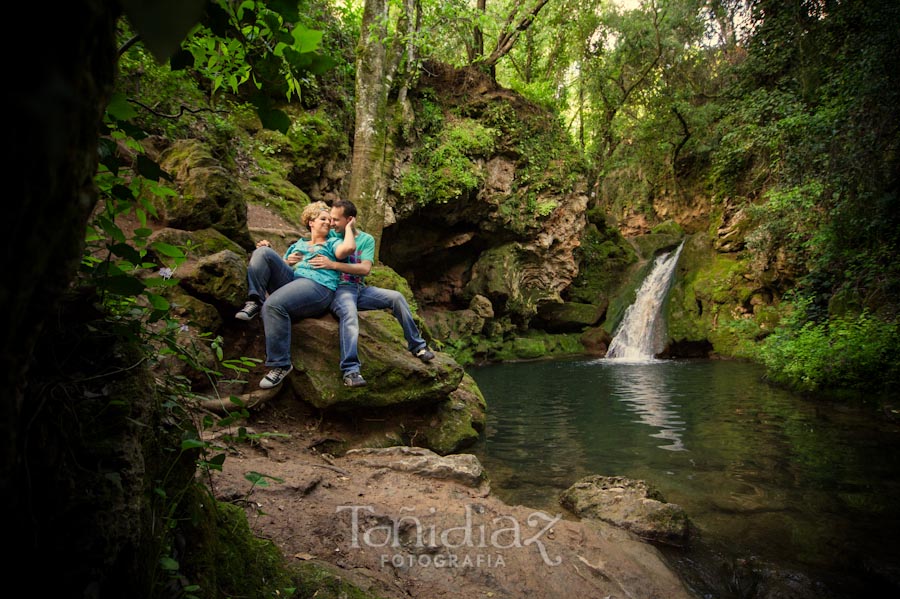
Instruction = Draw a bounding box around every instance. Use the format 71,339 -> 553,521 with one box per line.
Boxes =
349,0 -> 394,258
474,0 -> 486,61
349,0 -> 416,259
3,0 -> 119,585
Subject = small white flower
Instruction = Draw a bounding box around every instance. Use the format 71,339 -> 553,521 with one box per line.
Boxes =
179,324 -> 189,333
159,267 -> 174,280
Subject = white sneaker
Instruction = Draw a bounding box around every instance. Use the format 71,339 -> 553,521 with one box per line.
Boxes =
236,300 -> 261,321
260,364 -> 293,389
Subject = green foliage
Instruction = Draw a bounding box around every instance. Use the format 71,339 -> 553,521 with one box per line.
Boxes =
87,97 -> 291,596
397,117 -> 498,205
756,301 -> 900,394
187,0 -> 335,105
568,219 -> 638,305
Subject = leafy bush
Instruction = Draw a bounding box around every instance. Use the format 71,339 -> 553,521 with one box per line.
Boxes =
756,300 -> 900,393
396,118 -> 498,205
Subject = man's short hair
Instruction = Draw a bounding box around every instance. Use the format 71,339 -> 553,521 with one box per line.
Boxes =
333,198 -> 357,218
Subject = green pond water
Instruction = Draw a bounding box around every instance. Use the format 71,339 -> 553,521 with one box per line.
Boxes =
468,357 -> 900,598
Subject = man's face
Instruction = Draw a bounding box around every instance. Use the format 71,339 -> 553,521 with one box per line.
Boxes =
330,206 -> 349,232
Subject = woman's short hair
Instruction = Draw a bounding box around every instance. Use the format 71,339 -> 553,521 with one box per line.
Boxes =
301,201 -> 330,228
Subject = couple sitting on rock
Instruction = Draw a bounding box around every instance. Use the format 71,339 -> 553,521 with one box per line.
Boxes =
235,199 -> 435,390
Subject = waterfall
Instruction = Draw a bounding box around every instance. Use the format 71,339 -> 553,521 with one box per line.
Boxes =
605,241 -> 685,362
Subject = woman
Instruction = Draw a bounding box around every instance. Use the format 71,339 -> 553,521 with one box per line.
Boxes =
235,201 -> 357,389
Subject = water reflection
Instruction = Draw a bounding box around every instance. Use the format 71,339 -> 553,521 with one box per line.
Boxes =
598,360 -> 687,451
470,358 -> 900,598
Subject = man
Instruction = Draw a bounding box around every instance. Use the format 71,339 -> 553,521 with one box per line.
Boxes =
308,199 -> 434,387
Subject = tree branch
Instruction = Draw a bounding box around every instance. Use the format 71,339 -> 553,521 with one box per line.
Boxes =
482,0 -> 551,68
127,99 -> 228,120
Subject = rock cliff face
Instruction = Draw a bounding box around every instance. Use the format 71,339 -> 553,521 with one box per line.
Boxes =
376,65 -> 593,358
140,62 -> 784,371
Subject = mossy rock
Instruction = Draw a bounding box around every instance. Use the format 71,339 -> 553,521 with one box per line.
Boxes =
419,373 -> 487,455
464,242 -> 522,308
366,265 -> 419,307
149,227 -> 248,260
568,224 -> 638,305
156,139 -> 252,248
535,300 -> 605,332
291,313 -> 464,410
666,235 -> 767,357
180,498 -> 296,598
422,309 -> 485,341
290,561 -> 390,599
630,232 -> 683,261
177,249 -> 250,309
650,219 -> 685,237
246,172 -> 311,224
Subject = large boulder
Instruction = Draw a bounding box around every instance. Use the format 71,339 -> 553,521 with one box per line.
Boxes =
533,300 -> 606,333
560,475 -> 692,547
156,139 -> 254,249
290,311 -> 464,410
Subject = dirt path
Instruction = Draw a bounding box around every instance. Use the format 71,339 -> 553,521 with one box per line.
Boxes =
204,396 -> 694,599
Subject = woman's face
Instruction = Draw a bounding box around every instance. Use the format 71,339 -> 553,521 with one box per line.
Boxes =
309,211 -> 332,235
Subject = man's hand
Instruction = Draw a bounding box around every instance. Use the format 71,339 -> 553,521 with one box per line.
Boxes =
256,239 -> 272,248
308,255 -> 335,270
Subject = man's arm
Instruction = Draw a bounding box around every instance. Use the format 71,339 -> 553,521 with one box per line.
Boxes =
309,256 -> 372,276
334,217 -> 357,260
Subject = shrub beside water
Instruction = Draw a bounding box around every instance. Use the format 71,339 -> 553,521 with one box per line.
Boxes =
756,303 -> 900,394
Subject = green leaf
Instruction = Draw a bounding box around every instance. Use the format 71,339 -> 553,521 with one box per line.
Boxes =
120,0 -> 207,63
98,275 -> 146,296
109,242 -> 143,263
106,92 -> 138,121
208,453 -> 226,468
181,438 -> 207,450
159,556 -> 179,571
97,138 -> 120,175
268,0 -> 300,22
305,53 -> 338,76
136,155 -> 172,181
150,242 -> 186,259
111,184 -> 135,202
143,277 -> 181,288
256,107 -> 291,134
291,24 -> 322,54
169,48 -> 195,71
146,293 -> 170,311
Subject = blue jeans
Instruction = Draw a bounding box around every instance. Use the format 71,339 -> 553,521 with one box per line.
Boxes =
246,247 -> 335,367
247,247 -> 295,302
331,284 -> 427,375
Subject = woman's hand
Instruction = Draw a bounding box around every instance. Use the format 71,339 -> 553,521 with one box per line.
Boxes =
286,252 -> 303,266
256,239 -> 272,248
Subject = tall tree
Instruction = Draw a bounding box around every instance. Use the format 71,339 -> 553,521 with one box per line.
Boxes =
349,0 -> 418,256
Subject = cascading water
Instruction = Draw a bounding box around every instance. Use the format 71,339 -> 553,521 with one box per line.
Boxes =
605,240 -> 685,362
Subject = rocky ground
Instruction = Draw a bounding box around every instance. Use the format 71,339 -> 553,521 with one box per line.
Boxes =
202,391 -> 695,599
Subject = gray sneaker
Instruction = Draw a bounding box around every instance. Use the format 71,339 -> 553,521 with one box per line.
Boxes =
342,371 -> 367,388
415,347 -> 435,363
236,300 -> 261,321
260,364 -> 292,389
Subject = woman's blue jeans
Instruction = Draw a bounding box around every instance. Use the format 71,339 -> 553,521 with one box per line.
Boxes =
247,247 -> 335,367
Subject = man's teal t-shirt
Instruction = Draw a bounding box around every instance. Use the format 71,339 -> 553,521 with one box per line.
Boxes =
283,237 -> 341,290
329,229 -> 375,286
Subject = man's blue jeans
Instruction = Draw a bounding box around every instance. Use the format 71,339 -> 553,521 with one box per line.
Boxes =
246,247 -> 335,367
331,285 -> 427,375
